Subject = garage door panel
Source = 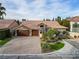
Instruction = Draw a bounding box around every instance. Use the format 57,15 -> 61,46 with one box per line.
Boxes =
32,30 -> 39,36
17,30 -> 29,36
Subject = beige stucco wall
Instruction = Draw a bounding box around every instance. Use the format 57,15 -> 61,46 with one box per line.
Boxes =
69,32 -> 79,38
70,21 -> 79,32
57,28 -> 66,32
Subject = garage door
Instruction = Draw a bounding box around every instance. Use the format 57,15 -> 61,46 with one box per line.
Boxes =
32,30 -> 39,36
17,30 -> 29,36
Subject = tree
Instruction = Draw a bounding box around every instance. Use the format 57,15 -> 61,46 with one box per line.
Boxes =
52,18 -> 54,21
43,18 -> 45,21
16,20 -> 20,25
0,3 -> 6,19
61,19 -> 70,27
56,16 -> 62,24
42,32 -> 48,42
46,19 -> 51,21
47,29 -> 57,40
61,19 -> 70,31
22,19 -> 26,21
42,29 -> 58,42
56,16 -> 70,31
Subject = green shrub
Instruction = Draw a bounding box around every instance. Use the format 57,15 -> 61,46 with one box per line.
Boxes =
47,29 -> 57,39
42,32 -> 48,42
41,43 -> 49,49
0,29 -> 11,40
41,42 -> 64,53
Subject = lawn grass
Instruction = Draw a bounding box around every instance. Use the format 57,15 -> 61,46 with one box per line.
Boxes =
49,42 -> 64,50
0,38 -> 11,46
41,42 -> 64,53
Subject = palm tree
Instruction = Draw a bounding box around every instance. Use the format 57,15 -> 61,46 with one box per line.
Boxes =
0,3 -> 6,19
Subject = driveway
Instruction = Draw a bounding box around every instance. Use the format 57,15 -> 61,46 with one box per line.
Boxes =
66,39 -> 79,49
0,37 -> 41,54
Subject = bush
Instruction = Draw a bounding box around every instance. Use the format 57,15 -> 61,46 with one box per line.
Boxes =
42,32 -> 48,41
5,29 -> 11,38
62,31 -> 70,39
47,29 -> 57,39
41,42 -> 64,53
0,29 -> 11,40
41,43 -> 49,49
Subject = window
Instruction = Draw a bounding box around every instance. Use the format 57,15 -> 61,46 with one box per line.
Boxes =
73,22 -> 79,27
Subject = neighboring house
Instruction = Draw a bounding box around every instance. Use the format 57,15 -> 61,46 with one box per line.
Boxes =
16,21 -> 67,37
0,20 -> 18,37
70,16 -> 79,38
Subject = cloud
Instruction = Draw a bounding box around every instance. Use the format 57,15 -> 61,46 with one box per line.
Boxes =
0,0 -> 79,20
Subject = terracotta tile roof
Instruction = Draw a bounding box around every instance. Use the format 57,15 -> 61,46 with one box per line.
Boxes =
0,20 -> 16,29
43,21 -> 67,29
22,21 -> 40,29
16,25 -> 29,30
70,16 -> 79,22
20,21 -> 67,29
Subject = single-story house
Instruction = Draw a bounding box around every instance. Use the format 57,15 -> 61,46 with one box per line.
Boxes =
16,21 -> 67,36
70,16 -> 79,38
0,19 -> 18,39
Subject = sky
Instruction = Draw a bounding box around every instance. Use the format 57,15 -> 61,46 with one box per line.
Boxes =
1,0 -> 79,20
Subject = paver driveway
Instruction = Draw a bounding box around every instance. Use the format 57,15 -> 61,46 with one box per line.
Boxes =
0,37 -> 41,54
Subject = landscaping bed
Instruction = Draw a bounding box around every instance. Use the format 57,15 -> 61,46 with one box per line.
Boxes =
41,28 -> 70,53
41,42 -> 64,53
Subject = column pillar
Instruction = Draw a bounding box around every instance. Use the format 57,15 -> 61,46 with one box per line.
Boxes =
15,30 -> 17,36
70,22 -> 73,32
30,30 -> 32,36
